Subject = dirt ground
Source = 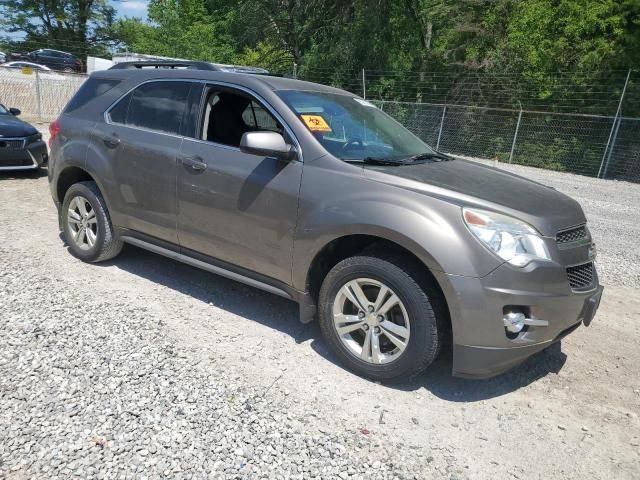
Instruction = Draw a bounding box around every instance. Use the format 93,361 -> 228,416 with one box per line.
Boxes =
1,168 -> 639,479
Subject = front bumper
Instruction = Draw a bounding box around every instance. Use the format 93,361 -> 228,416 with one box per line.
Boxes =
434,260 -> 603,379
0,139 -> 48,171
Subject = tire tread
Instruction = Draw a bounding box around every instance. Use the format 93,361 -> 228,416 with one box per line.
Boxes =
318,253 -> 442,383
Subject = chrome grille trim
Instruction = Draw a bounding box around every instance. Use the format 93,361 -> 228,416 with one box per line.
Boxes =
0,137 -> 26,149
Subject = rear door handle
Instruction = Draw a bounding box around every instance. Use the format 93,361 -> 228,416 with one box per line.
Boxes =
102,134 -> 120,148
180,155 -> 207,172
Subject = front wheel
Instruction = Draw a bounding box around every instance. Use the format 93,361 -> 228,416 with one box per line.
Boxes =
318,254 -> 442,382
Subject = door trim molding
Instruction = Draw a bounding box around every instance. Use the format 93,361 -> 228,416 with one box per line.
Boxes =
120,235 -> 294,299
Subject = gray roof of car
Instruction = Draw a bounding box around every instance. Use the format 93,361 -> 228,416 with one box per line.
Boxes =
94,68 -> 355,97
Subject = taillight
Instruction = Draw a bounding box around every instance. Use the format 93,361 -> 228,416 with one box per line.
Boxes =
49,120 -> 60,148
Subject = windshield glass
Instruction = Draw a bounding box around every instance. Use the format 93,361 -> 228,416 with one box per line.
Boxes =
276,90 -> 434,161
0,104 -> 8,114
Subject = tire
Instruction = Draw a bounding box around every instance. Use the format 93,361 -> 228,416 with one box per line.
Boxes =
61,181 -> 123,263
318,254 -> 441,383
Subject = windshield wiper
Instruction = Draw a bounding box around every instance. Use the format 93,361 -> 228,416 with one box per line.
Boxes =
345,157 -> 411,166
405,151 -> 452,162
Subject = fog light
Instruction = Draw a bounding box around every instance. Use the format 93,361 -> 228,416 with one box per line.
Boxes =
503,311 -> 526,333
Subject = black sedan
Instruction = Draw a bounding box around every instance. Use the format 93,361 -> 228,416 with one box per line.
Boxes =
0,105 -> 48,171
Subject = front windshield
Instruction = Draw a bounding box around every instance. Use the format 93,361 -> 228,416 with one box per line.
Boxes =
0,104 -> 8,114
277,90 -> 434,161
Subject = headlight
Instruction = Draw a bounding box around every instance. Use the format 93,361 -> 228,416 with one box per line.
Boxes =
463,208 -> 551,267
27,133 -> 42,144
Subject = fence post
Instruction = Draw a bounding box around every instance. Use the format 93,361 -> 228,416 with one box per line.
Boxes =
362,68 -> 366,99
292,63 -> 298,79
35,69 -> 43,123
508,109 -> 523,164
436,105 -> 447,150
601,116 -> 623,179
598,69 -> 631,179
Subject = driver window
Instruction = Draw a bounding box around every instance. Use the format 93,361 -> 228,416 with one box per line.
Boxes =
200,88 -> 284,148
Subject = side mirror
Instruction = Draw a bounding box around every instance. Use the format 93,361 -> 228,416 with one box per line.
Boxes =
240,131 -> 297,161
9,107 -> 21,116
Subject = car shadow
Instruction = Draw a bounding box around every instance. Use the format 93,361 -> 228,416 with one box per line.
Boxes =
99,243 -> 567,401
104,244 -> 316,344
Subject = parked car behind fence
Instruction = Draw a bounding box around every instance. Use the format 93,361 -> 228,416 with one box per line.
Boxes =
10,49 -> 82,73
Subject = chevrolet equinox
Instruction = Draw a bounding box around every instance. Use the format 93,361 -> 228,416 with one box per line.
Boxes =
48,61 -> 603,381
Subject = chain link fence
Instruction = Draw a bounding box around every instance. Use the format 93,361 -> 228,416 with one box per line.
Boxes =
377,101 -> 640,182
0,67 -> 87,123
1,63 -> 638,182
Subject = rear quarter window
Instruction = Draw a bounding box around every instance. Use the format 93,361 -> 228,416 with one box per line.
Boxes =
63,77 -> 121,114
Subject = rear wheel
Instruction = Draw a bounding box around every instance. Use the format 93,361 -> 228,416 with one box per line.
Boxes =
318,254 -> 441,382
61,181 -> 123,263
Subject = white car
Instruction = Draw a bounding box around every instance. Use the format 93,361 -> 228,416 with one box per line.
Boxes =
1,61 -> 53,71
0,52 -> 6,63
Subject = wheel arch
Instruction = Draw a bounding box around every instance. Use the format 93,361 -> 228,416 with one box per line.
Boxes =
56,166 -> 96,205
304,233 -> 451,341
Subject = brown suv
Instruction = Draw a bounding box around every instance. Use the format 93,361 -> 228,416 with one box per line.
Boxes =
48,61 -> 602,382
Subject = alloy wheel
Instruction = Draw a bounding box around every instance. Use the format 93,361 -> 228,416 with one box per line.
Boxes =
332,278 -> 411,364
67,196 -> 98,250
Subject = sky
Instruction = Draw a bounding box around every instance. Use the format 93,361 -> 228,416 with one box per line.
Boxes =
112,0 -> 150,19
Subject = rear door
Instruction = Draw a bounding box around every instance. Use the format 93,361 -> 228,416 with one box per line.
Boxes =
100,80 -> 192,244
176,84 -> 303,283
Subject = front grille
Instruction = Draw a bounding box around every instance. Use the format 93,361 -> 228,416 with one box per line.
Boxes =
557,225 -> 588,244
566,262 -> 595,290
0,139 -> 25,150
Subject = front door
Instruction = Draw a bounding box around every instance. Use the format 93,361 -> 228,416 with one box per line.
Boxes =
177,85 -> 302,283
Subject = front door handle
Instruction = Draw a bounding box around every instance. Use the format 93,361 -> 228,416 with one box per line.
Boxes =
102,134 -> 120,148
180,155 -> 207,172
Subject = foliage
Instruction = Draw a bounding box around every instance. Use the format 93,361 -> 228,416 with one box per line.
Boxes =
2,0 -> 639,114
0,0 -> 116,57
113,0 -> 237,62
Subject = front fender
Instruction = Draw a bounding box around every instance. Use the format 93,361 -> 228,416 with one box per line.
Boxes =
292,163 -> 503,291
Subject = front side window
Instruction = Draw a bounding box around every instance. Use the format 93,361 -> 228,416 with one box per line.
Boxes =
276,90 -> 433,162
108,81 -> 191,135
200,88 -> 283,147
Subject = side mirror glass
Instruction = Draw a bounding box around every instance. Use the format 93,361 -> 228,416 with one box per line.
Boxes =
9,107 -> 21,116
240,131 -> 297,161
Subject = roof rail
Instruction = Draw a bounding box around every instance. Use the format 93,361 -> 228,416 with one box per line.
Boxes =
109,61 -> 220,71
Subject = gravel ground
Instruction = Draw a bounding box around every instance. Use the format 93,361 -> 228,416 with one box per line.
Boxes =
0,137 -> 639,479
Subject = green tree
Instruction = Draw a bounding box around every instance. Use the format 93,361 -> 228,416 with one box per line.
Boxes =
113,0 -> 237,62
0,0 -> 116,57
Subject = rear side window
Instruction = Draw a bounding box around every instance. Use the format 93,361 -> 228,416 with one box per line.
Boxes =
63,77 -> 121,114
109,81 -> 191,135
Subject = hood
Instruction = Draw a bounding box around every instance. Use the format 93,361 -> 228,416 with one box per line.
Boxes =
364,159 -> 586,236
0,114 -> 38,137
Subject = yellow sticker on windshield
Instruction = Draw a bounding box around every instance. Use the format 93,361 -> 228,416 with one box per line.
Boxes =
301,114 -> 332,132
